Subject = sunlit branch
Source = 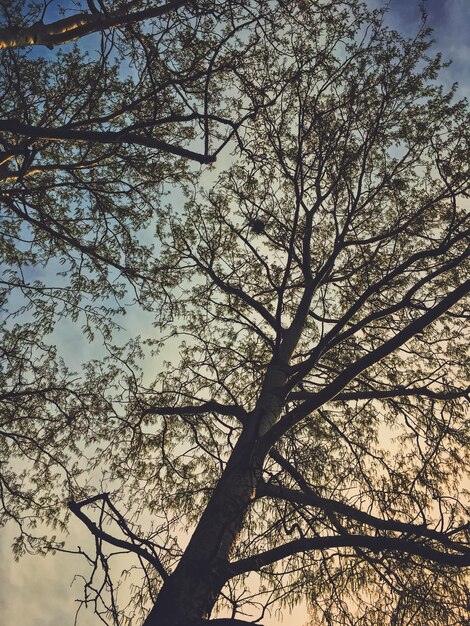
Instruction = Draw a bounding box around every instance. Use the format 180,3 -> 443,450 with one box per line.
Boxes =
0,0 -> 188,49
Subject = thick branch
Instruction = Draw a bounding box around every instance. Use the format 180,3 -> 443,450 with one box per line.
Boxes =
258,482 -> 469,553
0,0 -> 188,49
289,386 -> 470,403
143,400 -> 247,423
0,118 -> 215,164
229,533 -> 470,576
206,621 -> 265,625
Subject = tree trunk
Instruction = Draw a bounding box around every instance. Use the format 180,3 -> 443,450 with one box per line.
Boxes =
144,363 -> 289,626
143,432 -> 258,626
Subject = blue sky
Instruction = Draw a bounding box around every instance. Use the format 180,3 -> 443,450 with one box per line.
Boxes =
384,0 -> 470,97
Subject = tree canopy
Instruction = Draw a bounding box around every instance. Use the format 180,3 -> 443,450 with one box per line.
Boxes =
1,1 -> 469,625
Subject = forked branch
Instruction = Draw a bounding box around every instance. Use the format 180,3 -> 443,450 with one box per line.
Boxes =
263,278 -> 470,447
258,482 -> 470,554
68,495 -> 169,580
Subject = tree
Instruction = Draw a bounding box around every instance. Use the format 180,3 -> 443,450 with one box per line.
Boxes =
0,0 -> 276,565
1,1 -> 469,625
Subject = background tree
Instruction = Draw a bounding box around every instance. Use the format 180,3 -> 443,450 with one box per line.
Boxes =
1,1 -> 469,626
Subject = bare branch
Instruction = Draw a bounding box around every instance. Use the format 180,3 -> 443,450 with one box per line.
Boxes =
0,118 -> 215,164
68,497 -> 169,581
288,386 -> 470,403
143,400 -> 248,423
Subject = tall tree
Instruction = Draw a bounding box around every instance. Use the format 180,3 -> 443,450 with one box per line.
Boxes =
1,1 -> 469,625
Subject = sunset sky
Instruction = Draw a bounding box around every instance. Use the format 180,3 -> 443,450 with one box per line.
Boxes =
1,1 -> 469,625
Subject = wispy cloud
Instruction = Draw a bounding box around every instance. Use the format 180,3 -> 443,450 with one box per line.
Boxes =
378,0 -> 470,97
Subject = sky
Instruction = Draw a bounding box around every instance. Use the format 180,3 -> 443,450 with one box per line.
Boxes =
380,0 -> 470,97
1,1 -> 469,625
